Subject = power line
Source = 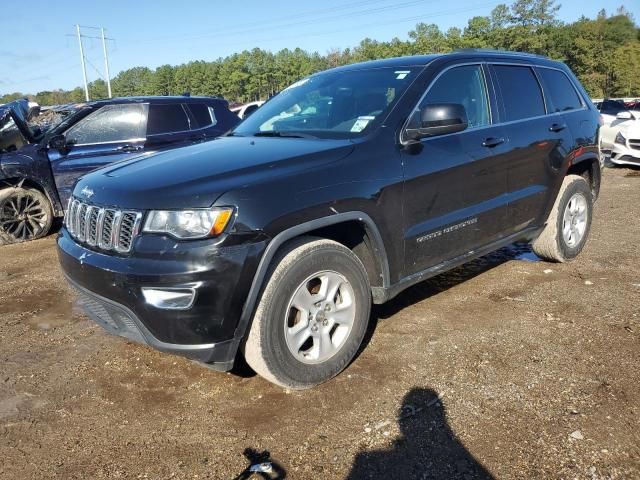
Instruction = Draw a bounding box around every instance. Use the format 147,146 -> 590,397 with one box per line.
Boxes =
139,0 -> 398,44
147,1 -> 501,55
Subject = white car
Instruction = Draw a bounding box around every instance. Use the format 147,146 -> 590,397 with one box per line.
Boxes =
600,110 -> 639,150
609,119 -> 640,167
230,100 -> 265,119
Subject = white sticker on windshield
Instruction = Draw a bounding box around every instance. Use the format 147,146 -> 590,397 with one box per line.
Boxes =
351,116 -> 375,133
283,78 -> 309,91
395,70 -> 410,79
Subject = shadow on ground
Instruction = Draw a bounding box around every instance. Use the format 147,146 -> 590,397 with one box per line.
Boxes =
346,387 -> 494,480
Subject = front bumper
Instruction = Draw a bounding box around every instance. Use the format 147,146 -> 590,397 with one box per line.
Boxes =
610,143 -> 640,166
57,228 -> 264,369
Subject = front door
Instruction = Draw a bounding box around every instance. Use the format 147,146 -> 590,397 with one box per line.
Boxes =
401,63 -> 510,276
49,103 -> 148,206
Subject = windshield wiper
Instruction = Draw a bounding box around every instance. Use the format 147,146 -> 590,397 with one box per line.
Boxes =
253,131 -> 317,139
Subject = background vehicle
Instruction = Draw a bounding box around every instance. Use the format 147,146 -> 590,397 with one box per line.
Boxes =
58,51 -> 601,389
0,96 -> 239,244
597,101 -> 639,155
608,121 -> 640,167
230,100 -> 265,119
595,99 -> 629,125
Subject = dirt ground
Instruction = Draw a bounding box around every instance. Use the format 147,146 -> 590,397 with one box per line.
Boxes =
1,167 -> 639,480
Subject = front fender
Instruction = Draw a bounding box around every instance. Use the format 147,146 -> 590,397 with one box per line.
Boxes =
0,150 -> 64,216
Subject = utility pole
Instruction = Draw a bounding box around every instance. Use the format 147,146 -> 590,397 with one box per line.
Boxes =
69,25 -> 115,100
101,27 -> 112,98
76,24 -> 90,101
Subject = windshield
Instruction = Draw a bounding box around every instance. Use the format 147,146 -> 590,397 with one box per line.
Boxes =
233,66 -> 419,139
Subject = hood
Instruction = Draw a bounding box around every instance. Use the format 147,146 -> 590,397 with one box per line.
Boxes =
619,118 -> 640,137
74,136 -> 354,209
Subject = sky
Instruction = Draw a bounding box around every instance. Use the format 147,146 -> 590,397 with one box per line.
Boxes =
1,0 -> 637,95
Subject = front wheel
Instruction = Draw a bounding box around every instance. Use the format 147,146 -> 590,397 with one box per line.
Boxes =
531,175 -> 593,262
243,237 -> 371,389
0,187 -> 53,245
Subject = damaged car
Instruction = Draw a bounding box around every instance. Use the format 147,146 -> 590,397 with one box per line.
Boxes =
0,96 -> 239,245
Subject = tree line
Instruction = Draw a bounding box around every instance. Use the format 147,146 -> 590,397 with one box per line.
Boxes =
2,1 -> 638,106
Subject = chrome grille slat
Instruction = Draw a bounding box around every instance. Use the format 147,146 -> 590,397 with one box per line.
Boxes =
65,198 -> 141,253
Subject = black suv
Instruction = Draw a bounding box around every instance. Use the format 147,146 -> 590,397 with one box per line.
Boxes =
0,96 -> 239,244
58,51 -> 600,389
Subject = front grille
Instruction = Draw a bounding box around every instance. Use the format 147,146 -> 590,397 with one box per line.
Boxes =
628,139 -> 640,151
66,198 -> 142,253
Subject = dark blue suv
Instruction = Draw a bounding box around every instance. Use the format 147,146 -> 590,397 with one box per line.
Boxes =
0,96 -> 239,244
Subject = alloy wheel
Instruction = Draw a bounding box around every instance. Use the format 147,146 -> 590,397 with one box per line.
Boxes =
284,270 -> 356,364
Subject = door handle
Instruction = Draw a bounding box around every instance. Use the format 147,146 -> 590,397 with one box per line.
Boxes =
117,145 -> 143,153
549,123 -> 567,132
482,137 -> 505,148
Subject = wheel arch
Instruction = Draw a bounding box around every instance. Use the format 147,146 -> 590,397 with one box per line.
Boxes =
230,212 -> 390,361
568,153 -> 601,202
1,176 -> 62,216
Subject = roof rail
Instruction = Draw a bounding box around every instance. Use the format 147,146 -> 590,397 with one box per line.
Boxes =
453,48 -> 548,59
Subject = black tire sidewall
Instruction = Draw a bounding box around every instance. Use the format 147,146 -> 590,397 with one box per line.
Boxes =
261,244 -> 371,388
555,178 -> 592,260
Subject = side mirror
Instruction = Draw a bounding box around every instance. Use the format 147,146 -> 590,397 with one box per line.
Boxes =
405,103 -> 468,141
48,134 -> 67,151
616,111 -> 633,120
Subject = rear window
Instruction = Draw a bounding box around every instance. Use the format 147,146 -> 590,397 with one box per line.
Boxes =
188,104 -> 217,128
493,65 -> 545,122
147,103 -> 190,135
537,68 -> 582,113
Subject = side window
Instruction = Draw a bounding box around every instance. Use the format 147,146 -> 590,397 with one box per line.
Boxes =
492,65 -> 545,121
65,104 -> 147,145
418,65 -> 490,129
537,68 -> 583,113
243,104 -> 260,118
187,103 -> 217,129
147,103 -> 190,136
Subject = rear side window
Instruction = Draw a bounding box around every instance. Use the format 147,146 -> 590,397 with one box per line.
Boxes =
599,100 -> 626,116
537,68 -> 582,112
65,104 -> 147,145
492,65 -> 545,122
188,104 -> 217,129
147,103 -> 190,135
420,64 -> 490,129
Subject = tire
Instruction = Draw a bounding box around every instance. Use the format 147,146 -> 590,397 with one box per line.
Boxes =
531,175 -> 593,262
0,187 -> 53,245
243,237 -> 372,389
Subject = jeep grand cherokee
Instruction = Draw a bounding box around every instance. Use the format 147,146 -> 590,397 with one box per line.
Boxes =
58,51 -> 601,389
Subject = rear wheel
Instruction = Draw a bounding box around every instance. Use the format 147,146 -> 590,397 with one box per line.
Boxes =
0,187 -> 53,245
243,237 -> 371,389
531,175 -> 593,262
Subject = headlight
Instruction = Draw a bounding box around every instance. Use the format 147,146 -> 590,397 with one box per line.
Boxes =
143,207 -> 234,239
615,131 -> 626,145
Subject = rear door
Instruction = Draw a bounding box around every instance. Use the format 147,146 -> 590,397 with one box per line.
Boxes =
401,63 -> 511,275
49,103 -> 148,204
489,63 -> 574,234
144,102 -> 193,149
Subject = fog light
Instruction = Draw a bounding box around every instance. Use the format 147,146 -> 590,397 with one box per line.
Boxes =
141,287 -> 196,310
